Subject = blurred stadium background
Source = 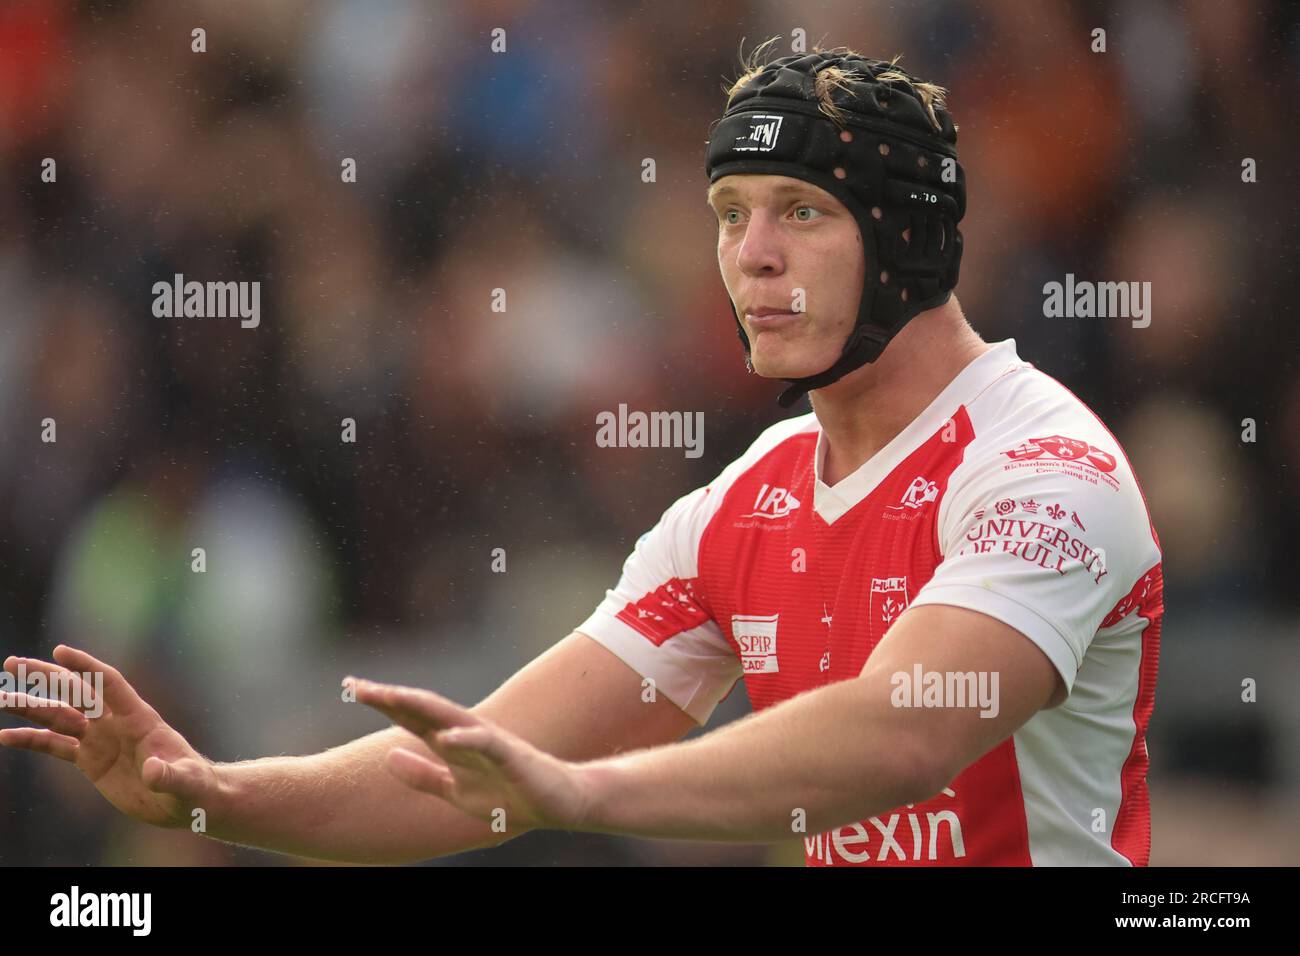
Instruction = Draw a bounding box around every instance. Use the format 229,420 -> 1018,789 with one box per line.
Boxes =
1,0 -> 1298,865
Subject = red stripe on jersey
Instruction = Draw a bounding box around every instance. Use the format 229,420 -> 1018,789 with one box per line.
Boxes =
615,577 -> 710,646
1034,366 -> 1163,866
1109,562 -> 1163,866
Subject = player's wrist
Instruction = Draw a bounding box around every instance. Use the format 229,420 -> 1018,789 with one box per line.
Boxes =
197,761 -> 245,837
569,758 -> 630,835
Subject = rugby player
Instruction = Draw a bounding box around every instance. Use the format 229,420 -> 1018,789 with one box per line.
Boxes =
1,47 -> 1161,866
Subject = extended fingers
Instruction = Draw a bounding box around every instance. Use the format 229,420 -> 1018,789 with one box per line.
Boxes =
0,727 -> 80,762
385,747 -> 454,797
0,691 -> 88,736
4,656 -> 101,715
349,678 -> 478,738
51,645 -> 145,716
437,725 -> 512,768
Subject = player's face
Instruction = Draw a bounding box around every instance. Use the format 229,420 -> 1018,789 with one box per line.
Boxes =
708,174 -> 864,378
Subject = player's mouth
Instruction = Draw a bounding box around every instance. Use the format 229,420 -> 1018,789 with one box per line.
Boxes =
745,310 -> 801,331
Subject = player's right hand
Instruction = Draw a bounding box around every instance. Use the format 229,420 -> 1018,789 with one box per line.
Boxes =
0,645 -> 224,830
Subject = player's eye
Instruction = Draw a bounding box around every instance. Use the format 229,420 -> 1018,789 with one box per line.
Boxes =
722,209 -> 742,225
793,205 -> 823,222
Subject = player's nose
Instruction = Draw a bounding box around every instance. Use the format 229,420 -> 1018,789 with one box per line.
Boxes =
734,210 -> 786,276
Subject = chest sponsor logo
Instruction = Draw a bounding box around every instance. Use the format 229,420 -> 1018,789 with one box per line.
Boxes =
870,576 -> 910,627
737,483 -> 801,524
746,484 -> 802,519
732,613 -> 780,673
1001,435 -> 1120,490
804,787 -> 965,864
884,476 -> 939,519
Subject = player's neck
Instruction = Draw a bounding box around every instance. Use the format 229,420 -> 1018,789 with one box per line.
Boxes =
809,304 -> 988,488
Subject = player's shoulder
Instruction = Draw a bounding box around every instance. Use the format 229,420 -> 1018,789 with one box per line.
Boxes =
708,410 -> 819,492
964,355 -> 1140,490
951,346 -> 1161,557
745,409 -> 821,459
647,410 -> 816,534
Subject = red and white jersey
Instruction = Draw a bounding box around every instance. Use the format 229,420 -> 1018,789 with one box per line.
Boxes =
577,339 -> 1162,866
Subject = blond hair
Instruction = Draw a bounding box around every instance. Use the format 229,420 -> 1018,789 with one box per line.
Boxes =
722,37 -> 952,134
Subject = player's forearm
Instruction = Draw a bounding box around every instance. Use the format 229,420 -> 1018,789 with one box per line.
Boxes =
577,679 -> 940,843
205,727 -> 521,864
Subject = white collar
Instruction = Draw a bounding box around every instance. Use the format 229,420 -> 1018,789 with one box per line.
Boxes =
812,338 -> 1027,524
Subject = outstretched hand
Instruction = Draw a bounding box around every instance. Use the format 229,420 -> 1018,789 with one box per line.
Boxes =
0,646 -> 223,829
349,677 -> 593,835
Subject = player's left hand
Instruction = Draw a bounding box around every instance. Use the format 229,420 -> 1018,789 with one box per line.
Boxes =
348,677 -> 591,834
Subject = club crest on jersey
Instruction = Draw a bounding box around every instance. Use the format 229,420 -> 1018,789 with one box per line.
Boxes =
732,114 -> 783,152
885,476 -> 939,516
870,577 -> 910,628
732,613 -> 780,673
741,483 -> 801,520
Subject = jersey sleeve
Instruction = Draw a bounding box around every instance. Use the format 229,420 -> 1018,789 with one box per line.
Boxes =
909,436 -> 1160,695
576,483 -> 742,725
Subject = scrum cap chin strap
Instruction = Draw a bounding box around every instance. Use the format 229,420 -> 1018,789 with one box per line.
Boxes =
706,53 -> 966,408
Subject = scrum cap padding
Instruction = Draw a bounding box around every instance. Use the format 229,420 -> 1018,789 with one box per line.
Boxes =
706,53 -> 965,407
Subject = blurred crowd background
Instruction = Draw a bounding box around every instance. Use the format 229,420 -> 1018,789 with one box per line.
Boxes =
1,0 -> 1298,866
